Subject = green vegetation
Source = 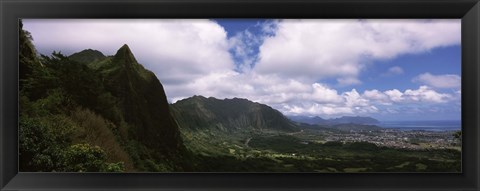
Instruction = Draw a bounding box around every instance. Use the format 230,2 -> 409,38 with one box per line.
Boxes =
171,96 -> 299,132
172,96 -> 459,172
19,117 -> 124,172
68,49 -> 106,64
178,127 -> 460,172
18,20 -> 461,172
19,21 -> 183,172
454,130 -> 462,140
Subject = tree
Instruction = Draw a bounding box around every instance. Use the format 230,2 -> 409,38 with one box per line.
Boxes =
19,117 -> 68,171
19,19 -> 39,82
62,144 -> 108,172
453,130 -> 462,141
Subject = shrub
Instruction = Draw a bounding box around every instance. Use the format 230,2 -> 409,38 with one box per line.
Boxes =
62,144 -> 108,172
19,117 -> 65,171
104,162 -> 125,172
29,88 -> 70,116
70,107 -> 134,170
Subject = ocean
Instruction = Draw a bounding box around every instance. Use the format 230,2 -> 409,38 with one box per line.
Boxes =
379,120 -> 461,131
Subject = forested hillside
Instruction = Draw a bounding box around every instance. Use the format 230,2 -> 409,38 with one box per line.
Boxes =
19,20 -> 461,173
171,95 -> 299,132
19,21 -> 186,172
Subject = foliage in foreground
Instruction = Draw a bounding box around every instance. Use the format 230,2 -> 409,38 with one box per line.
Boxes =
19,20 -> 186,172
19,117 -> 124,172
18,19 -> 461,173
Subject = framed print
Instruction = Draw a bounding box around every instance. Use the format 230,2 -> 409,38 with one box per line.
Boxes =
1,0 -> 479,190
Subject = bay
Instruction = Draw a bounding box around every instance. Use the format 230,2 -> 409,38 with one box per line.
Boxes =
379,120 -> 461,131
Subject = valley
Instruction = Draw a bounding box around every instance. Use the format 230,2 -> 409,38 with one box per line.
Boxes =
171,96 -> 460,172
178,123 -> 460,172
18,20 -> 461,172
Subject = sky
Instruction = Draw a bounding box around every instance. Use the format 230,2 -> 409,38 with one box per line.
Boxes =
22,19 -> 461,121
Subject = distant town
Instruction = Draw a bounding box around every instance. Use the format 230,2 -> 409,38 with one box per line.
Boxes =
310,128 -> 459,150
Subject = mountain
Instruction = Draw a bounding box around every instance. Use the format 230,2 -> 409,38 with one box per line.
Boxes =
19,39 -> 187,171
290,115 -> 379,125
289,116 -> 327,125
69,49 -> 106,64
171,96 -> 299,132
96,44 -> 184,155
330,116 -> 380,125
330,123 -> 382,131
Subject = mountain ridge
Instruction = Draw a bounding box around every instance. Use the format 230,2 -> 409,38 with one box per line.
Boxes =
289,115 -> 380,125
69,49 -> 106,64
171,95 -> 299,132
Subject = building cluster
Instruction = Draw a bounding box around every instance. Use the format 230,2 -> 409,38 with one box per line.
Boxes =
322,129 -> 458,150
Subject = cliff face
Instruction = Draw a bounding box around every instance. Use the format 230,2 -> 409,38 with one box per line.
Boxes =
19,42 -> 186,172
98,45 -> 183,155
171,96 -> 299,132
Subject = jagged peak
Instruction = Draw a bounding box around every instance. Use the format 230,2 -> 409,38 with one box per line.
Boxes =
118,44 -> 131,52
113,44 -> 139,66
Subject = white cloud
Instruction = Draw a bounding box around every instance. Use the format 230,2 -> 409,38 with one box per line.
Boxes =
403,86 -> 452,103
282,104 -> 354,116
23,19 -> 461,119
337,77 -> 362,86
413,72 -> 461,89
255,19 -> 460,84
310,83 -> 343,104
385,89 -> 405,102
260,20 -> 279,35
166,70 -> 379,117
23,19 -> 235,85
228,30 -> 262,72
369,86 -> 453,104
363,89 -> 391,105
344,89 -> 369,107
382,66 -> 404,76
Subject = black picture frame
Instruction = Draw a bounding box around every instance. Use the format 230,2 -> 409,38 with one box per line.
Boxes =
1,0 -> 479,190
